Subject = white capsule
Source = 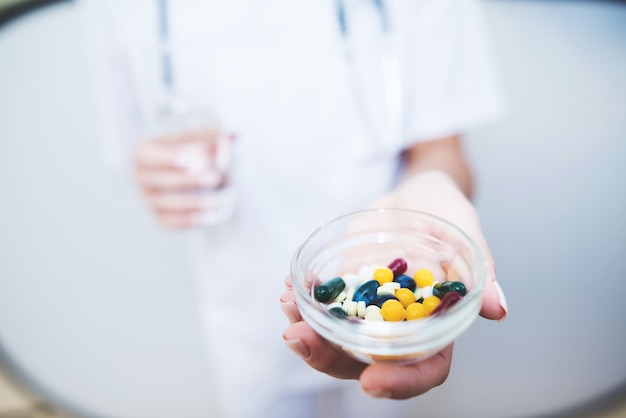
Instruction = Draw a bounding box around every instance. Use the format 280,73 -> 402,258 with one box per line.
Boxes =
377,286 -> 395,296
357,301 -> 367,318
364,311 -> 384,321
342,300 -> 350,313
364,305 -> 381,316
343,300 -> 358,317
341,273 -> 362,289
421,286 -> 433,299
332,290 -> 347,303
414,288 -> 423,300
382,282 -> 400,290
358,265 -> 377,281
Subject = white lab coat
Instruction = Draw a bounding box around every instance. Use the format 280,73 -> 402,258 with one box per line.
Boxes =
80,0 -> 504,417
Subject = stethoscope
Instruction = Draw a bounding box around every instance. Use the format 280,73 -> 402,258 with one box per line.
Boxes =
335,0 -> 404,151
156,0 -> 404,150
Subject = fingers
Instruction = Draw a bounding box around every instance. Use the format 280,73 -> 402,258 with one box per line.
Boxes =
281,275 -> 365,379
282,321 -> 367,380
279,286 -> 302,324
135,135 -> 219,172
441,202 -> 507,322
280,295 -> 454,400
281,274 -> 458,400
359,344 -> 454,399
480,275 -> 508,321
469,231 -> 508,321
132,129 -> 233,230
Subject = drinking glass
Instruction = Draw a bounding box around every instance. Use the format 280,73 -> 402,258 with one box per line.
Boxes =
129,40 -> 236,226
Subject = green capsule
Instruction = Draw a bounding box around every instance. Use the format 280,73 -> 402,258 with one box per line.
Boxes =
314,277 -> 346,303
329,306 -> 347,318
433,281 -> 467,298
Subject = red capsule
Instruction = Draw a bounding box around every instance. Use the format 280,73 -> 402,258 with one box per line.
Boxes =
387,258 -> 408,278
431,291 -> 463,316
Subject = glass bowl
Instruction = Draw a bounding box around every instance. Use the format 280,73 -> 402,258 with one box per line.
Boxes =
290,208 -> 487,365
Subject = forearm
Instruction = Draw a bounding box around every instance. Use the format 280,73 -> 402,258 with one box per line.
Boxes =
399,135 -> 474,200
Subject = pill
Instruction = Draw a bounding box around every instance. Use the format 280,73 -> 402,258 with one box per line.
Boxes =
394,274 -> 417,291
431,291 -> 463,316
341,273 -> 362,289
358,265 -> 378,281
317,257 -> 468,323
315,277 -> 346,303
388,258 -> 408,278
376,282 -> 400,296
328,301 -> 342,310
405,302 -> 428,320
414,268 -> 435,288
395,288 -> 417,308
380,299 -> 406,321
332,290 -> 347,303
364,310 -> 384,321
373,267 -> 394,285
352,280 -> 379,305
329,306 -> 346,318
422,295 -> 441,315
433,281 -> 467,298
414,287 -> 423,302
328,302 -> 346,318
376,286 -> 395,296
421,285 -> 434,299
364,305 -> 381,316
343,300 -> 358,316
357,301 -> 367,318
371,294 -> 399,308
345,288 -> 355,302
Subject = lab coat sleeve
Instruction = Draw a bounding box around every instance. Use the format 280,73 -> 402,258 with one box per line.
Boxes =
399,0 -> 506,145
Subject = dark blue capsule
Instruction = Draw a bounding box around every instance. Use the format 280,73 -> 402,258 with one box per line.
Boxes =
314,277 -> 346,303
394,274 -> 417,291
370,294 -> 399,308
352,280 -> 379,305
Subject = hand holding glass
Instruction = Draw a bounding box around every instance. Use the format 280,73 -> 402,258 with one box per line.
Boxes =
131,41 -> 236,227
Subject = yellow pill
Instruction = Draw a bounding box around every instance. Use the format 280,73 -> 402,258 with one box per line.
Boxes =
380,300 -> 406,322
414,268 -> 435,288
405,302 -> 428,320
395,288 -> 417,308
373,267 -> 394,285
422,295 -> 441,315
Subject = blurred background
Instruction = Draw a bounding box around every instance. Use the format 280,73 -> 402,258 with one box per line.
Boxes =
0,0 -> 625,417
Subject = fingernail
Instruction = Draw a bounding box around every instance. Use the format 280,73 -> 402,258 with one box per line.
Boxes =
364,388 -> 392,399
284,338 -> 310,359
493,280 -> 508,322
280,301 -> 300,324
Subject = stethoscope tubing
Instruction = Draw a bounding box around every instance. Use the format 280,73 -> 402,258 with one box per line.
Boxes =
335,0 -> 404,151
